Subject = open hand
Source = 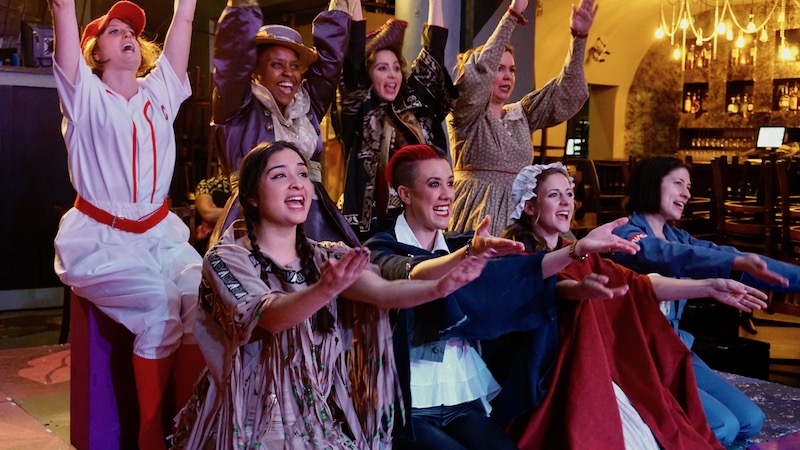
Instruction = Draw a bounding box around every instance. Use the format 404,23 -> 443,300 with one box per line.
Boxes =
472,215 -> 526,256
317,247 -> 371,297
570,273 -> 629,300
435,249 -> 496,297
570,0 -> 598,35
734,254 -> 789,287
577,217 -> 639,256
708,278 -> 768,312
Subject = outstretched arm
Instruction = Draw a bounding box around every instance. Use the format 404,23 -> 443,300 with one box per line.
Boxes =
648,274 -> 768,312
556,274 -> 629,300
541,218 -> 639,278
733,253 -> 789,286
50,0 -> 81,84
410,216 -> 522,280
163,0 -> 197,80
344,248 -> 493,309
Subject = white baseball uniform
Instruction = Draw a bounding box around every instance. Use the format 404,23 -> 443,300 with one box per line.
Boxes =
53,51 -> 201,359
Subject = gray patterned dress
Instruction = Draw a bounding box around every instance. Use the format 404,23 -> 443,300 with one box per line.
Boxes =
448,11 -> 589,236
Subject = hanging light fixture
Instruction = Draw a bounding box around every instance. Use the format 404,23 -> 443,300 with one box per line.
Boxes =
747,14 -> 757,32
655,0 -> 782,70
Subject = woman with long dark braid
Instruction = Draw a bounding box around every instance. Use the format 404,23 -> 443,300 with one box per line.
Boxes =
173,141 -> 492,449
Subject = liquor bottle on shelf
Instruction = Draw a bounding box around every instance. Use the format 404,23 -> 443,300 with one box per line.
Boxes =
791,83 -> 798,111
750,46 -> 757,66
697,47 -> 705,68
690,93 -> 700,113
780,86 -> 790,111
728,96 -> 740,114
699,91 -> 706,112
684,92 -> 692,113
731,47 -> 740,66
747,94 -> 754,112
688,45 -> 696,69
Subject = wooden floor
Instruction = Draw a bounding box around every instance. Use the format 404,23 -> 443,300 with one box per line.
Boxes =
0,307 -> 799,450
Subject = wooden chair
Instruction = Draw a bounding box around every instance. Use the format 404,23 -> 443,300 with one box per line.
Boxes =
566,158 -> 602,237
711,157 -> 779,257
592,159 -> 630,223
771,158 -> 800,318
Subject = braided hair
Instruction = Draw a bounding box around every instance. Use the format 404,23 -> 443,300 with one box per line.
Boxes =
238,141 -> 334,333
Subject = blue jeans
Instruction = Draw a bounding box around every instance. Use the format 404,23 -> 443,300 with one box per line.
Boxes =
393,400 -> 518,450
693,353 -> 766,446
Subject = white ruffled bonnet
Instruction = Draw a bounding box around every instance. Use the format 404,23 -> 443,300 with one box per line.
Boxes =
509,162 -> 575,221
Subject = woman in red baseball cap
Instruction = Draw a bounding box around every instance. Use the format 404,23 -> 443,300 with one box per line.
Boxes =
50,0 -> 202,448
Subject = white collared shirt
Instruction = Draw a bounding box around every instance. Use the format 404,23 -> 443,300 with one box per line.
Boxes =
394,213 -> 500,411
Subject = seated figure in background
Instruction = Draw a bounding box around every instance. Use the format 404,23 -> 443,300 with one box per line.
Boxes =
194,171 -> 231,253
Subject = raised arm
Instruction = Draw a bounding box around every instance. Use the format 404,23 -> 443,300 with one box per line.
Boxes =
450,0 -> 526,128
162,0 -> 197,80
212,0 -> 262,125
303,0 -> 353,118
50,0 -> 81,85
519,0 -> 596,133
648,275 -> 768,312
428,0 -> 443,27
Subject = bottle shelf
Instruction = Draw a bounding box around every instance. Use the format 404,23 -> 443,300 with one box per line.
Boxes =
679,128 -> 756,150
682,83 -> 709,114
772,78 -> 800,111
724,81 -> 754,115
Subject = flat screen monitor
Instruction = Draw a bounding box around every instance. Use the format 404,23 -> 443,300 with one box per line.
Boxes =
755,126 -> 786,149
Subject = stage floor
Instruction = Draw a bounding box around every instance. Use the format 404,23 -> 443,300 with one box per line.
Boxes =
0,309 -> 799,450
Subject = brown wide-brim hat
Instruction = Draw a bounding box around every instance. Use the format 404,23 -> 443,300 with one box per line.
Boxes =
80,1 -> 146,50
254,24 -> 318,70
365,18 -> 408,56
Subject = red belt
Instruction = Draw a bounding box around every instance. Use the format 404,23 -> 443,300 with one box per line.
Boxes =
74,195 -> 169,234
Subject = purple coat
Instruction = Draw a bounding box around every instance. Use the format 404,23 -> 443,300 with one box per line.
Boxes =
212,5 -> 358,245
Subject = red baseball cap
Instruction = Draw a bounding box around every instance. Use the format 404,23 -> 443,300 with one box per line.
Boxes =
80,1 -> 146,50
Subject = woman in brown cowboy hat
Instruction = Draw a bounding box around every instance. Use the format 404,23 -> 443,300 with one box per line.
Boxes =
210,0 -> 359,250
337,0 -> 458,241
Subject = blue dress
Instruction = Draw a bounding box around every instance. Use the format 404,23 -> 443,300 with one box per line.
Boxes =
610,212 -> 799,445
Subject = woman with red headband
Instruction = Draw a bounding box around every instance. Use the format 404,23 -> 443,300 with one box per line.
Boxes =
50,0 -> 201,448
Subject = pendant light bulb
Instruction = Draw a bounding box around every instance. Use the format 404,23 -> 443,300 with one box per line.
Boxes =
736,31 -> 745,48
717,21 -> 727,34
760,28 -> 769,42
727,27 -> 734,41
656,26 -> 665,39
747,15 -> 756,33
680,18 -> 689,29
673,46 -> 682,60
